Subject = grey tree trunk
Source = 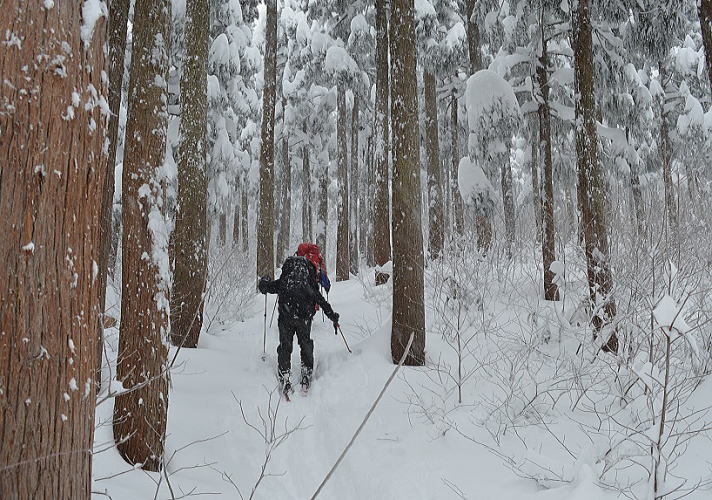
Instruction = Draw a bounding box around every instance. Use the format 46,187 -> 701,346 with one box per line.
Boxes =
277,135 -> 291,262
700,0 -> 712,89
317,158 -> 328,254
350,96 -> 360,274
257,0 -> 278,280
114,0 -> 171,471
451,91 -> 465,236
171,0 -> 209,348
0,3 -> 107,496
390,0 -> 425,365
302,126 -> 313,242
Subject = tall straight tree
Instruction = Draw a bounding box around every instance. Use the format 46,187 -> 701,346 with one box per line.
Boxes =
350,95 -> 360,275
374,0 -> 392,285
537,20 -> 559,301
113,0 -> 172,471
336,83 -> 350,281
451,90 -> 465,235
96,0 -> 131,390
390,0 -> 426,365
172,0 -> 209,348
572,0 -> 617,352
277,133 -> 291,262
0,4 -> 107,497
302,124 -> 313,242
257,0 -> 278,280
424,72 -> 444,260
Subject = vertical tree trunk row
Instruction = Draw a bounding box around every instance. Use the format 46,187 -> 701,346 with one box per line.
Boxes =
390,0 -> 426,365
0,4 -> 107,497
114,0 -> 171,472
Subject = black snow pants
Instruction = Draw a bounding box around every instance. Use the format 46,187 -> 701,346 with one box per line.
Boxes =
277,316 -> 313,376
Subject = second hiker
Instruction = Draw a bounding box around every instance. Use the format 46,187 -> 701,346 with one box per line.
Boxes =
258,243 -> 340,393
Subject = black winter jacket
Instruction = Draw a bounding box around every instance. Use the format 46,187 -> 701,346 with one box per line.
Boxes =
259,257 -> 338,322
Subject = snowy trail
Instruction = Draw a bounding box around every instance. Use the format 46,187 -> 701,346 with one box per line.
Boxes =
94,278 -> 619,499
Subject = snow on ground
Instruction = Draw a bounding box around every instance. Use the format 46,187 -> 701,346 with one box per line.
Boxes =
93,260 -> 711,499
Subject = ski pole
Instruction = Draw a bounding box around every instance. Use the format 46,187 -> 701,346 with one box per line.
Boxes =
262,295 -> 267,361
337,325 -> 352,354
269,297 -> 278,328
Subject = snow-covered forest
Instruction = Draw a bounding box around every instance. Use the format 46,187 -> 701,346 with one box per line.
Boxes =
2,0 -> 712,498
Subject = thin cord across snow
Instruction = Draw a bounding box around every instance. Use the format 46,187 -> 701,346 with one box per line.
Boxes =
310,332 -> 415,500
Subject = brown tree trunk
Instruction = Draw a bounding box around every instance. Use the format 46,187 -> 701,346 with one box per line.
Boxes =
233,197 -> 241,245
96,0 -> 131,390
538,34 -> 559,301
374,0 -> 392,285
114,0 -> 171,471
257,0 -> 278,280
171,0 -> 209,348
336,84 -> 350,281
465,0 -> 481,72
0,4 -> 106,497
277,135 -> 291,262
390,0 -> 426,365
700,0 -> 712,89
659,63 -> 677,237
317,159 -> 328,253
219,212 -> 227,246
350,96 -> 360,274
627,128 -> 645,237
451,91 -> 465,235
424,72 -> 444,260
361,135 -> 372,263
573,0 -> 617,353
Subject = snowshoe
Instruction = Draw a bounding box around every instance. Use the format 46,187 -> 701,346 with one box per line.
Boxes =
300,367 -> 312,395
281,380 -> 294,401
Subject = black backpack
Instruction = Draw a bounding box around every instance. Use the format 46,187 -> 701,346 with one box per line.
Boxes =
279,256 -> 318,319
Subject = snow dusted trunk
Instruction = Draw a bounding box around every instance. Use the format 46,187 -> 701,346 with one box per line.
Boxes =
233,197 -> 240,245
390,0 -> 426,365
277,134 -> 291,263
465,0 -> 481,71
361,135 -> 372,265
500,154 -> 516,255
451,91 -> 465,236
0,3 -> 107,497
572,0 -> 617,352
424,71 -> 444,260
219,212 -> 227,246
241,177 -> 249,252
336,83 -> 350,281
114,0 -> 171,471
700,0 -> 712,89
627,128 -> 645,237
350,95 -> 360,275
658,63 -> 678,238
374,0 -> 392,285
257,0 -> 278,280
172,0 -> 209,348
537,34 -> 559,301
95,0 -> 131,392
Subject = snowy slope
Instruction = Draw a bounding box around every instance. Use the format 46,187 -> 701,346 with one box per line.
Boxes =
93,270 -> 704,500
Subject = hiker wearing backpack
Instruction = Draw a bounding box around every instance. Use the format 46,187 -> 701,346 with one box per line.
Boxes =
258,244 -> 339,394
296,242 -> 330,294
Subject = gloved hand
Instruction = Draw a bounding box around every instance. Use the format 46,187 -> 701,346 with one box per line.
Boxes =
331,313 -> 339,333
258,276 -> 270,294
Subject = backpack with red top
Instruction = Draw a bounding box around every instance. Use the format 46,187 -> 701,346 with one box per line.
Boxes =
296,242 -> 330,295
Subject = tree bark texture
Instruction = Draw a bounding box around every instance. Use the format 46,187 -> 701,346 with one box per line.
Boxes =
277,135 -> 291,262
424,72 -> 444,260
241,177 -> 249,252
465,0 -> 481,72
336,84 -> 350,281
171,0 -> 209,348
257,0 -> 278,280
451,92 -> 465,235
537,35 -> 559,301
317,159 -> 329,254
573,0 -> 617,353
500,155 -> 516,254
302,129 -> 312,242
0,4 -> 107,497
350,96 -> 360,275
114,0 -> 171,472
530,120 -> 543,242
390,0 -> 426,366
374,0 -> 392,285
659,63 -> 678,237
